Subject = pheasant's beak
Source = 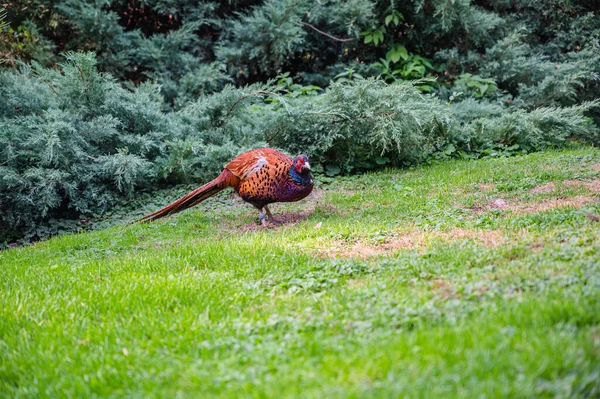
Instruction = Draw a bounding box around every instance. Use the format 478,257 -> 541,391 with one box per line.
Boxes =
302,161 -> 311,171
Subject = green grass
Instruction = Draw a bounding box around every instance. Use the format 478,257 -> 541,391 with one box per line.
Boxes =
2,147 -> 600,398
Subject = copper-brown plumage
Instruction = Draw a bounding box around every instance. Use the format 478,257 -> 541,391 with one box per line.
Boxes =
137,148 -> 314,225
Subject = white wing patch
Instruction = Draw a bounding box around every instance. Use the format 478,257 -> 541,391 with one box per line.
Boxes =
240,155 -> 268,180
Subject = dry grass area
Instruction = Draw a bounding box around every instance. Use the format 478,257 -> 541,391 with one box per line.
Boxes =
473,195 -> 597,215
529,182 -> 556,194
314,228 -> 505,259
478,183 -> 496,191
468,178 -> 600,215
312,174 -> 600,259
514,195 -> 597,214
562,179 -> 600,192
238,211 -> 313,231
231,189 -> 341,231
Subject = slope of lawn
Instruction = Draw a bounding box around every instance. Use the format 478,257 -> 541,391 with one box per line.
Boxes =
1,147 -> 600,398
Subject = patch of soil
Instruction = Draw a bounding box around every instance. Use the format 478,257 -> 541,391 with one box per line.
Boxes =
591,163 -> 600,173
584,212 -> 600,222
233,189 -> 335,232
317,238 -> 413,259
317,228 -> 504,259
563,179 -> 600,193
238,211 -> 313,231
488,199 -> 508,210
431,279 -> 456,299
514,195 -> 596,214
469,191 -> 597,215
478,183 -> 496,191
529,182 -> 556,194
529,241 -> 547,250
468,204 -> 485,213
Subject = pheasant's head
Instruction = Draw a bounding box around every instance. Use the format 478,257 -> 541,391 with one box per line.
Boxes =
293,154 -> 311,175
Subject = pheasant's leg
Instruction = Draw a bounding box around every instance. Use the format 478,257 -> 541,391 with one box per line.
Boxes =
257,208 -> 268,227
264,205 -> 279,224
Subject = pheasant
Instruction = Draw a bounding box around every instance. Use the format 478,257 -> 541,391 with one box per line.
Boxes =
137,148 -> 314,226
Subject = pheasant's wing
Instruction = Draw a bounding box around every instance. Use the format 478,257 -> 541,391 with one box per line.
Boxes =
225,148 -> 292,181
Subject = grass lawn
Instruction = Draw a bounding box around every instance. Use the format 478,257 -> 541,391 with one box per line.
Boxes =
1,147 -> 600,398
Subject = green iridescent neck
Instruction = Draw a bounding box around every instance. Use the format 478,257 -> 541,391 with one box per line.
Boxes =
290,167 -> 311,185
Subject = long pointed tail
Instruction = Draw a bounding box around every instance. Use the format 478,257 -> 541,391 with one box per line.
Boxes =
136,169 -> 238,223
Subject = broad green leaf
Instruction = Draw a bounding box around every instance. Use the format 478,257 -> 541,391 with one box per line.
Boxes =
375,156 -> 390,165
325,165 -> 341,176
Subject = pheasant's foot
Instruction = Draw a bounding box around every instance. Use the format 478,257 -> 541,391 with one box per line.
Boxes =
267,216 -> 282,225
258,207 -> 280,227
265,205 -> 282,226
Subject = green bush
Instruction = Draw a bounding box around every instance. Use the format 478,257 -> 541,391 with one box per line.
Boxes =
266,79 -> 599,172
0,53 -> 175,230
2,53 -> 597,240
265,78 -> 452,171
3,0 -> 598,111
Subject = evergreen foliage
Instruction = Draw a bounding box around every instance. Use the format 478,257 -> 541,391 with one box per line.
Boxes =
267,79 -> 599,172
3,1 -> 600,110
1,0 -> 599,238
0,53 -> 173,230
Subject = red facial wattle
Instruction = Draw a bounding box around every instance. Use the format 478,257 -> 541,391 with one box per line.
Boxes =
296,159 -> 304,173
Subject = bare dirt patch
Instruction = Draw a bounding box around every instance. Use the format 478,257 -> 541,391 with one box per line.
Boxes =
591,163 -> 600,173
529,182 -> 556,194
431,279 -> 456,299
467,179 -> 599,215
233,188 -> 340,231
478,183 -> 496,191
584,212 -> 600,222
316,228 -> 504,259
469,192 -> 597,216
514,195 -> 596,214
236,199 -> 342,231
238,211 -> 313,231
318,239 -> 413,259
488,199 -> 508,210
562,179 -> 600,193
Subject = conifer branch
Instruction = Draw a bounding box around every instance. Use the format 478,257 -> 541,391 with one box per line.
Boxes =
328,111 -> 393,124
217,90 -> 272,128
277,2 -> 299,28
298,21 -> 357,42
